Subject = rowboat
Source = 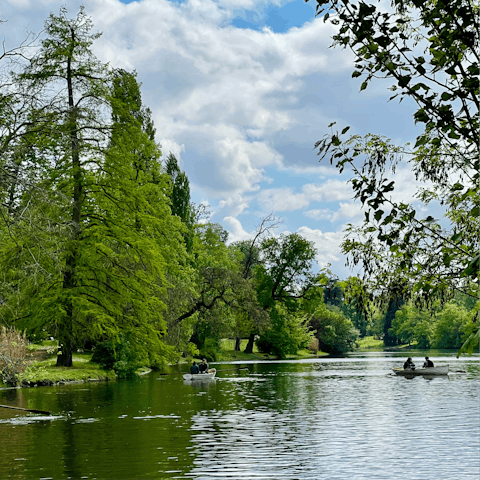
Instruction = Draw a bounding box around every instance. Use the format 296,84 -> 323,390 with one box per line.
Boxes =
183,368 -> 216,381
393,365 -> 449,376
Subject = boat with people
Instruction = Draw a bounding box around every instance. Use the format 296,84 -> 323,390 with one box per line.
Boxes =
393,365 -> 449,376
183,368 -> 216,381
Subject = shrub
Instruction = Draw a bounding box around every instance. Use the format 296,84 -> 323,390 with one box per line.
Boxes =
199,338 -> 222,362
309,305 -> 359,355
256,308 -> 311,359
0,327 -> 28,385
91,334 -> 146,378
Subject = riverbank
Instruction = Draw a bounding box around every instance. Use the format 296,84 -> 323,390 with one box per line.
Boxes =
355,336 -> 420,352
0,345 -> 116,389
1,336 -> 405,389
1,339 -> 324,389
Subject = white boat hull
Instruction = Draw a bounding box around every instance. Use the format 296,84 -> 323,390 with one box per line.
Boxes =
183,369 -> 216,381
393,365 -> 449,376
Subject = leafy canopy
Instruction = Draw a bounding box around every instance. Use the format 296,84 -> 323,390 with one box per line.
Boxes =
307,0 -> 479,335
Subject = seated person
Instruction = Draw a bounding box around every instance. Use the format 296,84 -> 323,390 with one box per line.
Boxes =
423,356 -> 434,368
190,361 -> 200,374
403,357 -> 415,370
198,358 -> 209,374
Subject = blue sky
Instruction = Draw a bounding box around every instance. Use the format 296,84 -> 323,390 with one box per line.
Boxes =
2,0 -> 424,278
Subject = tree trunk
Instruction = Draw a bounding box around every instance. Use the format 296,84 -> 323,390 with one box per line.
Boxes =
244,333 -> 255,354
56,40 -> 81,369
234,336 -> 241,351
56,335 -> 73,367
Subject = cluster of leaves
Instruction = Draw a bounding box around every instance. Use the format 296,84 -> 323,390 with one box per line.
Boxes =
306,0 -> 479,351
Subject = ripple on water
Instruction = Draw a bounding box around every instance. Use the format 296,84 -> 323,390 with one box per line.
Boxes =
181,366 -> 479,480
0,415 -> 64,425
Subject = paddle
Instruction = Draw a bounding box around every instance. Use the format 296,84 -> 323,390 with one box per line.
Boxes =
0,404 -> 51,416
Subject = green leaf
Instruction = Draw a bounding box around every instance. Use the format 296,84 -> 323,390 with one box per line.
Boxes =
451,232 -> 463,242
471,206 -> 480,217
414,135 -> 428,148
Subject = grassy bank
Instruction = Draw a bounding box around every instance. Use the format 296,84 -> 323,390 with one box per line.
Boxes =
19,353 -> 116,386
0,343 -> 116,389
356,336 -> 423,351
216,339 -> 327,362
1,338 -> 332,389
356,336 -> 385,351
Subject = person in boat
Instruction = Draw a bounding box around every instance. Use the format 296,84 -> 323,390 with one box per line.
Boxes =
423,356 -> 434,368
403,357 -> 415,370
190,361 -> 200,374
198,358 -> 209,374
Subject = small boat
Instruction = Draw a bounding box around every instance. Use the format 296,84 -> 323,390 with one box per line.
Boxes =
393,365 -> 449,376
183,368 -> 216,381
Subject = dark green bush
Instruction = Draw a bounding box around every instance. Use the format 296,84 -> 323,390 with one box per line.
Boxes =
91,335 -> 145,378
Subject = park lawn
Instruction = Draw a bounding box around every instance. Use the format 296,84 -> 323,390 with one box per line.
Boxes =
218,339 -> 326,361
356,336 -> 385,351
18,351 -> 116,385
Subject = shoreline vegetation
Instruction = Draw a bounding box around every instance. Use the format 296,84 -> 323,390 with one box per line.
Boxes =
0,337 -> 448,389
1,6 -> 478,396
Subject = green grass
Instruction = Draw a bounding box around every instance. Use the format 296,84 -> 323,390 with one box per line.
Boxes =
18,352 -> 116,384
217,339 -> 324,361
26,339 -> 58,351
356,336 -> 385,350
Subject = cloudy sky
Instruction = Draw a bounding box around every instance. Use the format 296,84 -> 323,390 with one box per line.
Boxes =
2,0 -> 424,278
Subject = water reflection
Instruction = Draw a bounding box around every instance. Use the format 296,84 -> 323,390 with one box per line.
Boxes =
0,354 -> 478,480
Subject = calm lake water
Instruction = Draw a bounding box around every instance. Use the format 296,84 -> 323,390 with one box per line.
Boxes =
1,352 -> 479,480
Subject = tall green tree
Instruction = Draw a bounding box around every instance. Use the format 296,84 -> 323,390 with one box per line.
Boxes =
2,7 -> 184,368
99,68 -> 188,369
249,233 -> 318,354
164,152 -> 195,251
9,6 -> 110,365
307,0 -> 479,349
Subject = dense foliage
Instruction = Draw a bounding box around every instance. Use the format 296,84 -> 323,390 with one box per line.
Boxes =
307,0 -> 479,353
1,4 -> 476,379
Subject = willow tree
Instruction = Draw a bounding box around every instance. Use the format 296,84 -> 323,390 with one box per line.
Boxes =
7,7 -> 185,366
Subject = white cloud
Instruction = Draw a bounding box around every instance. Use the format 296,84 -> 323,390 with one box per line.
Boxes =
82,0 -> 353,200
160,139 -> 185,165
256,179 -> 354,213
218,194 -> 250,217
296,226 -> 345,267
223,216 -> 252,242
302,180 -> 353,202
257,187 -> 309,211
304,202 -> 363,222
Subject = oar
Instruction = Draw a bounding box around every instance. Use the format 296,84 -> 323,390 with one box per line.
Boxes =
0,404 -> 51,416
